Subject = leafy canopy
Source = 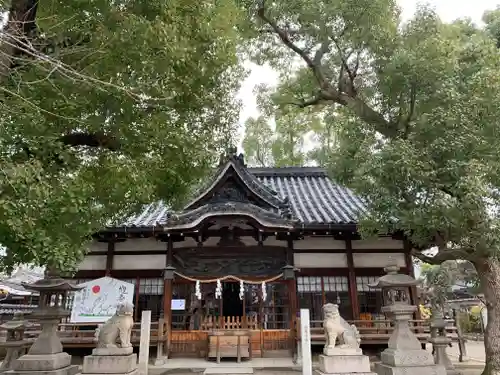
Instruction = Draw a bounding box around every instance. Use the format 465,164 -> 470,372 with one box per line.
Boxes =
248,0 -> 500,263
0,0 -> 247,272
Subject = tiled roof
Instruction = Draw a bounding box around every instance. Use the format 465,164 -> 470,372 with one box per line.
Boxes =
0,303 -> 36,315
110,167 -> 366,229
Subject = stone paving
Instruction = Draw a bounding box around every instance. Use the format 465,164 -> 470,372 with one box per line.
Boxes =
149,342 -> 488,375
143,341 -> 490,375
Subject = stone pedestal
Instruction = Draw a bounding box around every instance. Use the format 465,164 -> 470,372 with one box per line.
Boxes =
5,352 -> 79,375
429,335 -> 461,375
373,304 -> 446,375
81,347 -> 138,375
314,348 -> 376,375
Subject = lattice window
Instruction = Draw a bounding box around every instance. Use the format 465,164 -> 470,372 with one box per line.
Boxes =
139,278 -> 163,295
297,276 -> 353,322
297,276 -> 323,322
137,278 -> 163,322
323,276 -> 348,292
356,276 -> 379,292
324,276 -> 352,320
356,276 -> 384,318
121,279 -> 137,287
297,276 -> 322,292
263,283 -> 289,329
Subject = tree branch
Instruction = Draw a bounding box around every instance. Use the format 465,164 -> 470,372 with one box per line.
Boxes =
289,93 -> 325,108
412,248 -> 475,265
0,0 -> 39,77
313,41 -> 330,66
256,2 -> 328,89
59,132 -> 120,151
256,1 -> 399,138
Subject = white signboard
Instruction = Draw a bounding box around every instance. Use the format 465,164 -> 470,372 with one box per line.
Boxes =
70,277 -> 134,323
300,309 -> 312,375
171,299 -> 185,310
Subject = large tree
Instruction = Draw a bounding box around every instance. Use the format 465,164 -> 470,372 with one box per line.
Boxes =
242,116 -> 274,167
248,1 -> 500,373
0,0 -> 246,272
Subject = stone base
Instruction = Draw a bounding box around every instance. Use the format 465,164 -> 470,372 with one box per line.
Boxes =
323,347 -> 363,357
375,363 -> 446,375
81,371 -> 138,375
317,353 -> 374,374
4,364 -> 80,375
315,371 -> 375,375
11,352 -> 72,371
380,348 -> 435,367
92,347 -> 133,356
82,353 -> 137,374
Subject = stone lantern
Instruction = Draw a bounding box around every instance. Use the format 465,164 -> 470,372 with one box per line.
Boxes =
163,265 -> 176,281
369,263 -> 445,375
0,313 -> 32,371
281,265 -> 298,280
429,314 -> 460,375
6,269 -> 83,375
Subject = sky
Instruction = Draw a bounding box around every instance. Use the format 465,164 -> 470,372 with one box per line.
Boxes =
235,0 -> 500,142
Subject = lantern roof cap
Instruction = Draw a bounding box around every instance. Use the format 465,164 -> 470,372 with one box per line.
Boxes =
0,312 -> 31,330
368,263 -> 420,288
21,277 -> 83,292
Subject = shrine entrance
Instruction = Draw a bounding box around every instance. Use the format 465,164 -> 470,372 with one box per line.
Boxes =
222,282 -> 243,317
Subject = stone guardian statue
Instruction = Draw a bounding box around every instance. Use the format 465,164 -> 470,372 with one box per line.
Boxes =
95,302 -> 134,350
322,303 -> 360,355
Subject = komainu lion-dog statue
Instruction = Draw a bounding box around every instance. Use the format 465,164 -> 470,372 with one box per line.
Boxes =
323,303 -> 360,355
96,302 -> 134,349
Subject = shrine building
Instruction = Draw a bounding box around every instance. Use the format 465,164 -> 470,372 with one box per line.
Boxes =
73,150 -> 418,357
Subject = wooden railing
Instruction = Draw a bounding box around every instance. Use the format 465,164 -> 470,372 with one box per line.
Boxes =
296,319 -> 461,345
200,316 -> 259,330
22,319 -> 168,350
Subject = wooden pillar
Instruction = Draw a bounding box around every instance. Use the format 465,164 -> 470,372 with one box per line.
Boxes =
286,236 -> 298,357
163,236 -> 174,322
345,237 -> 359,320
163,235 -> 174,359
105,240 -> 115,276
134,277 -> 140,321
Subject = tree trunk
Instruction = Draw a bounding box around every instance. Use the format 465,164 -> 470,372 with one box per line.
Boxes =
476,257 -> 500,375
0,0 -> 39,78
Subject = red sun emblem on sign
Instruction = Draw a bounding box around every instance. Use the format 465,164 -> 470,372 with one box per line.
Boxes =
91,285 -> 101,295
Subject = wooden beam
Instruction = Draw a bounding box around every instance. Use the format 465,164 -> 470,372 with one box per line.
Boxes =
345,238 -> 360,320
293,249 -> 406,254
105,241 -> 115,276
74,269 -> 162,279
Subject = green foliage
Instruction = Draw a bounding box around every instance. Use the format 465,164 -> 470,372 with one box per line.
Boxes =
0,0 -> 246,272
458,310 -> 484,334
420,261 -> 459,311
249,0 -> 500,262
242,116 -> 274,167
248,2 -> 500,371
